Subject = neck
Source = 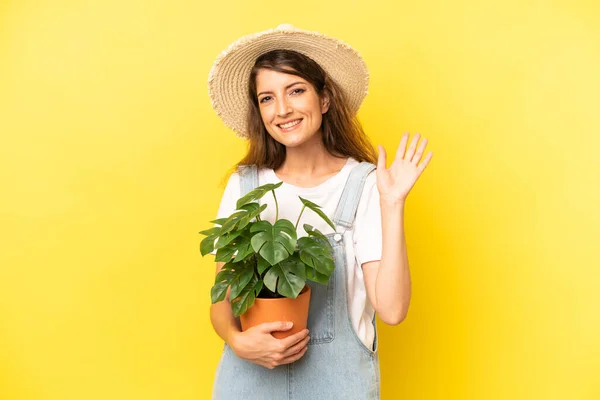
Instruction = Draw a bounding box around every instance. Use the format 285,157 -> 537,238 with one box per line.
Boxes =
273,134 -> 348,188
279,133 -> 338,175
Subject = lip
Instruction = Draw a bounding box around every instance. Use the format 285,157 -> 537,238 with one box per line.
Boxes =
276,118 -> 303,132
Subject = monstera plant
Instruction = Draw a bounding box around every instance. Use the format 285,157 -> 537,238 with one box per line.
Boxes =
199,181 -> 336,318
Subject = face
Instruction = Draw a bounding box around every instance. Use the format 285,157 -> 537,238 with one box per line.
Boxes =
255,69 -> 329,148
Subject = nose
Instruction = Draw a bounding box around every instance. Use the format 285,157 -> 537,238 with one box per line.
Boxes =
275,96 -> 292,117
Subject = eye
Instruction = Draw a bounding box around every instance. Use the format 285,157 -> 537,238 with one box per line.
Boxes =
291,88 -> 305,95
259,96 -> 272,104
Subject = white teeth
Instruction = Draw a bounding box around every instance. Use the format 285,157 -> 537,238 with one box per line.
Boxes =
279,119 -> 301,129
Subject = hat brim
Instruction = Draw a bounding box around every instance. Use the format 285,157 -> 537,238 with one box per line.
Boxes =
208,26 -> 369,138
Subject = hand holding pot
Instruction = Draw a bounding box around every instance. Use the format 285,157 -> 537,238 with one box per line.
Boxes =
230,321 -> 310,369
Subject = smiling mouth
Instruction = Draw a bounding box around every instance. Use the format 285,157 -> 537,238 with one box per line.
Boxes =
277,119 -> 302,130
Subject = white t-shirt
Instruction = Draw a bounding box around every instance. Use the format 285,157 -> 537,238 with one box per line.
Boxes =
213,157 -> 383,349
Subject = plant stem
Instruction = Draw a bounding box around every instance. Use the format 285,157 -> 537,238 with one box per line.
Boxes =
272,190 -> 279,221
295,205 -> 306,230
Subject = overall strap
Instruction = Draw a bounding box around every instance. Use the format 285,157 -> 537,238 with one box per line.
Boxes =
332,162 -> 377,231
237,165 -> 259,197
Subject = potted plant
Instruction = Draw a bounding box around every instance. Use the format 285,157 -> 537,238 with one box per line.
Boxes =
199,181 -> 336,338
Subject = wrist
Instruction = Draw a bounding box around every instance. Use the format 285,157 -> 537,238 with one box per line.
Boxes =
380,196 -> 406,210
226,327 -> 242,350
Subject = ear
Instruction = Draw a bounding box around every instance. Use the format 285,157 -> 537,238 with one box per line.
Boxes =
320,91 -> 330,114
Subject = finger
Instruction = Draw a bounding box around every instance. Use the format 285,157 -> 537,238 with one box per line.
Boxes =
259,321 -> 294,333
395,132 -> 410,161
279,346 -> 308,365
279,328 -> 309,348
377,145 -> 387,170
411,137 -> 428,164
405,132 -> 421,162
282,335 -> 310,358
418,151 -> 433,171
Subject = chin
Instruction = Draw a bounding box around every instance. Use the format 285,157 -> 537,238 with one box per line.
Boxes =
280,136 -> 309,147
275,131 -> 322,149
268,132 -> 310,148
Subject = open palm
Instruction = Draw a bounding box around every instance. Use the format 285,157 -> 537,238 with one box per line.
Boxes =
376,132 -> 433,204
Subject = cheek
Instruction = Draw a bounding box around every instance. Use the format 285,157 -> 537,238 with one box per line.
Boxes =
258,106 -> 266,119
258,107 -> 271,124
310,106 -> 323,126
258,108 -> 278,136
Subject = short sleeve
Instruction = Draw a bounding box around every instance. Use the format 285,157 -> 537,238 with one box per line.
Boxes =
209,172 -> 240,255
352,170 -> 382,266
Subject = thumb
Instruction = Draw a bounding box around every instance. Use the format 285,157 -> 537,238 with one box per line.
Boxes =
259,321 -> 293,333
377,145 -> 387,171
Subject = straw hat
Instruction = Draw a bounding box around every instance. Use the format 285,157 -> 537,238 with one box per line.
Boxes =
207,24 -> 369,138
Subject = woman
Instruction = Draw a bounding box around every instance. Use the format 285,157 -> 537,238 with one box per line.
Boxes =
207,24 -> 432,399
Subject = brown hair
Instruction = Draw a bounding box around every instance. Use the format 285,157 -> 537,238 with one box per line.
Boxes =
223,50 -> 377,182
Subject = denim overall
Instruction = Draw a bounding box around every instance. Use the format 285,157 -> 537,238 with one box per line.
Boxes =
212,162 -> 380,400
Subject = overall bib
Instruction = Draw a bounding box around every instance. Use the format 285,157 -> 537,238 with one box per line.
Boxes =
212,162 -> 380,400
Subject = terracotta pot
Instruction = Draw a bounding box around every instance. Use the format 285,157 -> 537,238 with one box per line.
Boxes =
239,285 -> 311,339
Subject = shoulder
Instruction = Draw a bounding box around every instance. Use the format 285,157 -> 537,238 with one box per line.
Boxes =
365,165 -> 377,187
354,163 -> 379,211
217,169 -> 241,201
235,164 -> 271,181
222,163 -> 262,186
350,160 -> 377,191
221,169 -> 240,188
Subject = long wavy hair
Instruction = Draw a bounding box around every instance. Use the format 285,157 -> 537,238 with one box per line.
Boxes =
224,49 -> 377,182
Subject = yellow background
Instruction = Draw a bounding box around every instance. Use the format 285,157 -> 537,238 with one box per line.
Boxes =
1,0 -> 599,399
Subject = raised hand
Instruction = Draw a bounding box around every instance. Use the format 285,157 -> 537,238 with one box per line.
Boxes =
376,132 -> 433,204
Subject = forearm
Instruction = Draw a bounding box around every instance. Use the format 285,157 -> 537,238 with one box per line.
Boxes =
210,297 -> 241,344
375,200 -> 412,325
210,262 -> 241,346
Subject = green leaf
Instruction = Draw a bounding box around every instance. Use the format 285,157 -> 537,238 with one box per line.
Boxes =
199,226 -> 221,236
214,231 -> 256,263
303,224 -> 333,251
211,282 -> 229,303
240,202 -> 261,213
211,264 -> 236,303
254,280 -> 263,297
297,236 -> 335,275
209,203 -> 266,246
214,229 -> 243,250
219,210 -> 248,235
257,256 -> 271,275
237,203 -> 267,230
250,220 -> 297,265
236,182 -> 283,209
199,226 -> 225,256
263,257 -> 306,298
263,268 -> 277,292
231,275 -> 258,317
299,197 -> 336,231
215,244 -> 237,262
229,263 -> 256,299
199,217 -> 241,256
305,266 -> 330,285
232,234 -> 255,263
214,263 -> 235,284
200,234 -> 218,256
210,218 -> 228,225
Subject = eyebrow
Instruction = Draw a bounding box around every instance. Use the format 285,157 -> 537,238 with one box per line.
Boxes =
257,81 -> 306,97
